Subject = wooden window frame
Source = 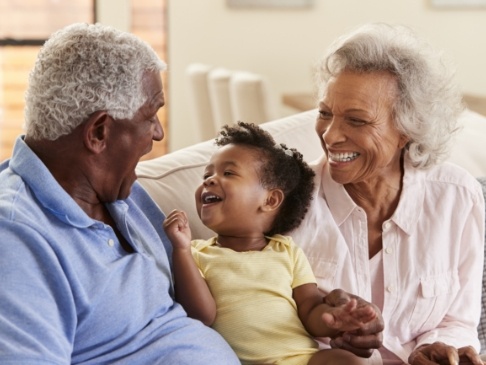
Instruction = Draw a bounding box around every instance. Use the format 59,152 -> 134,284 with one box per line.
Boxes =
0,0 -> 97,46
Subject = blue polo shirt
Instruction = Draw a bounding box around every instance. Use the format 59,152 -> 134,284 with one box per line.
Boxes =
0,137 -> 239,365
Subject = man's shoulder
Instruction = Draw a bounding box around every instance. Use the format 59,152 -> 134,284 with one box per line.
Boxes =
0,166 -> 34,222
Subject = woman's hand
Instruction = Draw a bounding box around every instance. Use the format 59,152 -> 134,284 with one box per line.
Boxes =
324,289 -> 384,358
408,342 -> 484,365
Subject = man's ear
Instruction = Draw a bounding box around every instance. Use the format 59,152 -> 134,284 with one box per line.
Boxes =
262,189 -> 284,212
83,111 -> 112,153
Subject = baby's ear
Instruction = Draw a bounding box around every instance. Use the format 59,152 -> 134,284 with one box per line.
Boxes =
262,189 -> 284,212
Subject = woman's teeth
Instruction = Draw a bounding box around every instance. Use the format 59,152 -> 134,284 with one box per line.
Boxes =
328,152 -> 360,162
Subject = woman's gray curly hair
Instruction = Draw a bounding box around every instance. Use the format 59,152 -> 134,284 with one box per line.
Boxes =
316,23 -> 464,169
25,23 -> 166,141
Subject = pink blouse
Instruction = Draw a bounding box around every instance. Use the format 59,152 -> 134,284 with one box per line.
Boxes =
291,155 -> 485,364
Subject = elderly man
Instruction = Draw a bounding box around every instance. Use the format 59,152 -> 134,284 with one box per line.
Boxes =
0,23 -> 239,364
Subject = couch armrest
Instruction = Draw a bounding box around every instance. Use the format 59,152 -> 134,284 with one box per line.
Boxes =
477,177 -> 486,353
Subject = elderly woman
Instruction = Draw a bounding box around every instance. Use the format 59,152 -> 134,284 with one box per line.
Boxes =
291,23 -> 485,364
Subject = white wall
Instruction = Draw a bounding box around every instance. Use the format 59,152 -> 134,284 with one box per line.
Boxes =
167,0 -> 486,150
96,0 -> 131,31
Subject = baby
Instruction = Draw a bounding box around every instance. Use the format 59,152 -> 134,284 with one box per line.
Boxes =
164,121 -> 377,365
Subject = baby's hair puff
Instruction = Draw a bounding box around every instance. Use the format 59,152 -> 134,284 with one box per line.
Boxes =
215,121 -> 315,236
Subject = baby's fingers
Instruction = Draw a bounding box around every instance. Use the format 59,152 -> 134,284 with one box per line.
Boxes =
352,305 -> 377,323
321,311 -> 367,331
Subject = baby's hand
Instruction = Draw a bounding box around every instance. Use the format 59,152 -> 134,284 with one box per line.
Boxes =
162,209 -> 192,249
321,298 -> 377,332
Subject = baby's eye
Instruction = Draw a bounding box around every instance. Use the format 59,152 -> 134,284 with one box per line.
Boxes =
223,171 -> 234,176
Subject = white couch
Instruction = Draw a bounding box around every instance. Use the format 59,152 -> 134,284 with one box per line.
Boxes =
136,108 -> 486,239
136,107 -> 486,350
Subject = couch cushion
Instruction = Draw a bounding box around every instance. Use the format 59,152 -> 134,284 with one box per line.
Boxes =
136,109 -> 322,239
478,177 -> 486,353
449,109 -> 486,178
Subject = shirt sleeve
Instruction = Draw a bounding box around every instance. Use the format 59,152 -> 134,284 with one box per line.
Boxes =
288,237 -> 318,289
191,239 -> 209,279
415,181 -> 485,351
0,220 -> 74,364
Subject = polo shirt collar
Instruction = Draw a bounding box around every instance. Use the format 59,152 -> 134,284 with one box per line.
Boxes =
9,136 -> 105,228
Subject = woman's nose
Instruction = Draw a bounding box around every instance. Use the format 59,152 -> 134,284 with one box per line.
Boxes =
321,119 -> 345,145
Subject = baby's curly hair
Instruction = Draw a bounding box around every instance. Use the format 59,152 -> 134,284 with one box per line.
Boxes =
215,121 -> 315,236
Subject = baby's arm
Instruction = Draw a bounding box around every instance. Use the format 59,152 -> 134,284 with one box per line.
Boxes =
163,209 -> 216,326
293,283 -> 377,338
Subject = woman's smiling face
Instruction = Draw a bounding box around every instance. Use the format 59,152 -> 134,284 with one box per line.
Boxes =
316,70 -> 409,185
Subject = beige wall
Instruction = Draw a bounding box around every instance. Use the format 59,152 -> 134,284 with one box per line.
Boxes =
167,0 -> 486,150
97,0 -> 131,31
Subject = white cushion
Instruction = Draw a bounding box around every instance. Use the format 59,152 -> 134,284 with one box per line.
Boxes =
449,109 -> 486,178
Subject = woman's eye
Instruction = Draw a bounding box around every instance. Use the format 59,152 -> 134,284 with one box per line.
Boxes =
348,118 -> 366,126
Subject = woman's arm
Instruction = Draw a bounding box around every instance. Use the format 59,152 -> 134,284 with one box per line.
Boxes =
163,210 -> 216,326
408,182 -> 485,365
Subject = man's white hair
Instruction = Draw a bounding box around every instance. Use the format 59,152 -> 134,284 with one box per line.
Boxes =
25,23 -> 166,140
